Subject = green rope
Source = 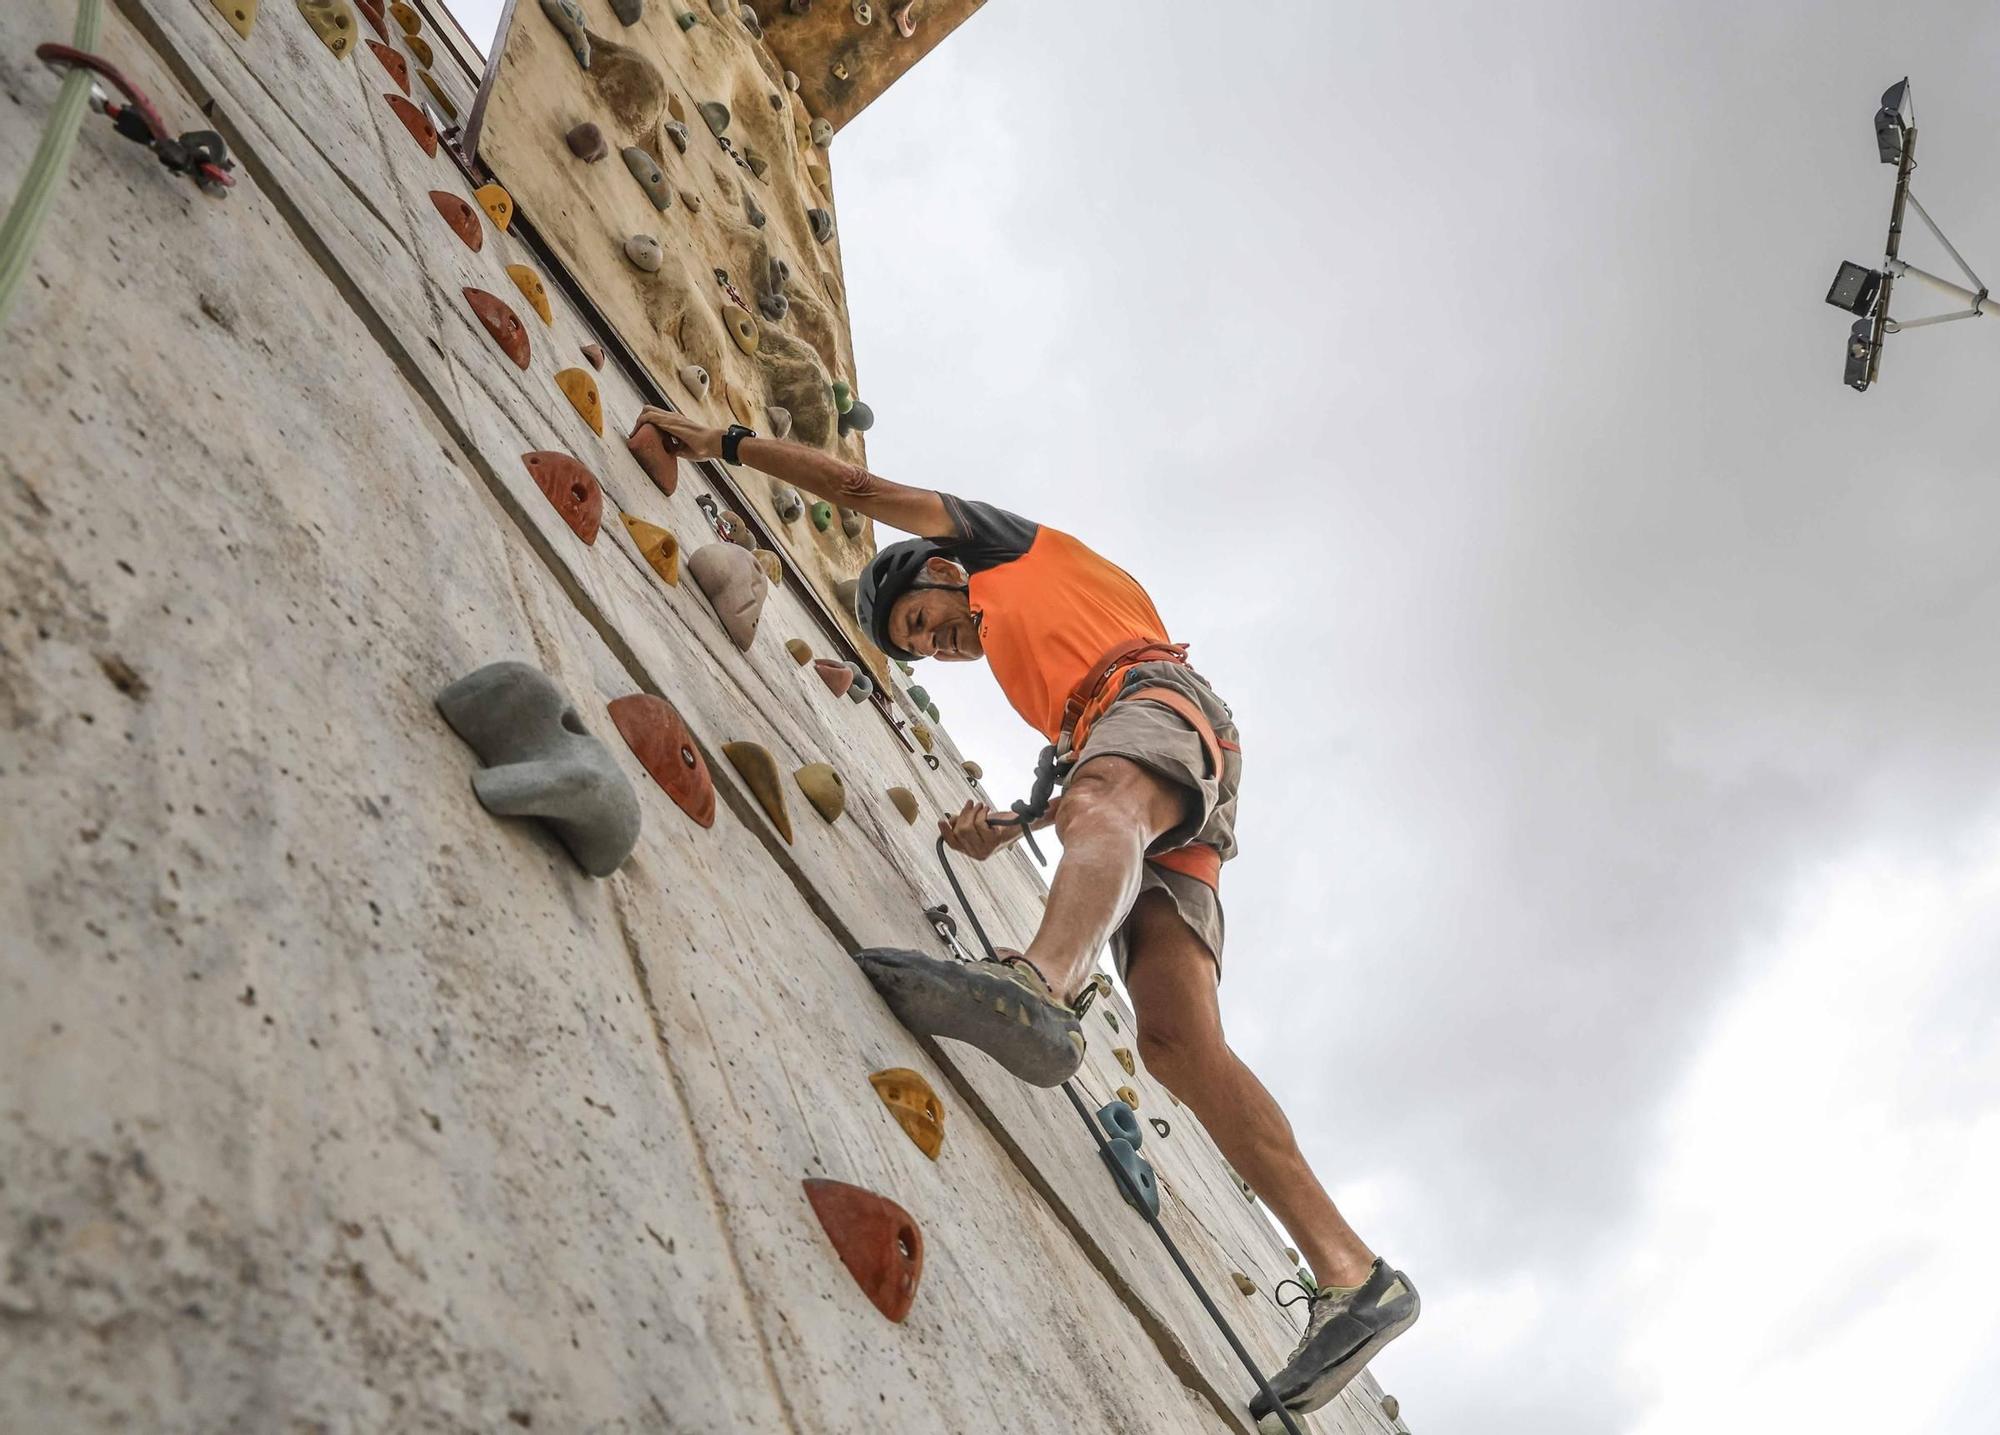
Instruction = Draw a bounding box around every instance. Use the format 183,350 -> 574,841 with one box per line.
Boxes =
0,0 -> 105,331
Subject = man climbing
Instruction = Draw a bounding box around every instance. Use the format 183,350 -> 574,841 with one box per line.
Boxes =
634,410 -> 1418,1419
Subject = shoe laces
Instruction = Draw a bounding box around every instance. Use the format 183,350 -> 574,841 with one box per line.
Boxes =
1274,1277 -> 1344,1363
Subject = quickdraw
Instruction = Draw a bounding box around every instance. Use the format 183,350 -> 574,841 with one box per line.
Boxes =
36,44 -> 235,196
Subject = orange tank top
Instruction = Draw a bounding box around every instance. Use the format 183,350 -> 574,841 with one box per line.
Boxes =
966,526 -> 1173,742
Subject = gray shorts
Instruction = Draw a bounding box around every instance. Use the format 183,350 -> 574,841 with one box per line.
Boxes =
1060,662 -> 1241,984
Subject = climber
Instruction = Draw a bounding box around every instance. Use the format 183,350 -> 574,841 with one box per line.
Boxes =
632,409 -> 1418,1417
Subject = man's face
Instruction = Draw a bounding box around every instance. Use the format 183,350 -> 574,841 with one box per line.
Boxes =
889,586 -> 982,662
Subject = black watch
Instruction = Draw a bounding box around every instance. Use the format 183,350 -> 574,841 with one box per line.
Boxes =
720,424 -> 756,465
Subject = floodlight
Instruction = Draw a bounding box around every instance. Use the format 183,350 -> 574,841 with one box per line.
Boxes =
1844,319 -> 1875,391
1825,260 -> 1882,315
1875,78 -> 1910,164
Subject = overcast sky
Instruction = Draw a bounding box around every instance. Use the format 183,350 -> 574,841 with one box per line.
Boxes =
458,3 -> 2000,1430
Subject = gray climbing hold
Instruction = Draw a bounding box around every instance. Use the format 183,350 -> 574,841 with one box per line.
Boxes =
810,117 -> 833,148
707,0 -> 729,13
623,147 -> 672,210
742,189 -> 768,228
664,119 -> 691,153
834,576 -> 859,612
677,9 -> 697,28
771,483 -> 805,522
851,0 -> 872,24
699,101 -> 731,136
623,233 -> 663,272
840,507 -> 864,539
743,147 -> 769,179
1381,1395 -> 1400,1422
1102,1138 -> 1159,1217
845,663 -> 873,702
767,255 -> 790,292
766,405 -> 792,438
566,122 -> 607,162
769,92 -> 785,111
785,69 -> 800,91
610,0 -> 644,23
787,0 -> 810,12
435,660 -> 641,878
808,207 -> 836,245
838,398 -> 875,436
758,292 -> 789,320
739,4 -> 762,36
537,0 -> 590,67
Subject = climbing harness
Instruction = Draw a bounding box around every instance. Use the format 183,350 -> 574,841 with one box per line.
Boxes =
35,44 -> 235,196
931,837 -> 1307,1435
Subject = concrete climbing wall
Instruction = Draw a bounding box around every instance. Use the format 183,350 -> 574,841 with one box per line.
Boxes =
469,0 -> 878,639
0,1 -> 1399,1432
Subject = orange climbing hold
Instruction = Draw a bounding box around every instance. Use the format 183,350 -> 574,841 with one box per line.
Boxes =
722,741 -> 792,843
365,38 -> 408,93
384,93 -> 437,157
475,182 -> 514,231
522,451 -> 602,545
507,264 -> 553,326
620,515 -> 680,585
803,1179 -> 925,1323
555,367 -> 603,435
608,694 -> 715,828
428,190 -> 481,251
463,288 -> 529,368
869,1068 -> 945,1160
784,638 -> 813,666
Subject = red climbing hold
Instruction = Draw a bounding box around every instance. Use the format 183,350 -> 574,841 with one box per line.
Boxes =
522,451 -> 602,545
626,418 -> 680,498
384,93 -> 437,157
803,1179 -> 924,1323
366,38 -> 409,94
357,0 -> 389,41
813,659 -> 854,698
428,190 -> 481,251
464,287 -> 529,369
608,694 -> 716,828
581,342 -> 606,370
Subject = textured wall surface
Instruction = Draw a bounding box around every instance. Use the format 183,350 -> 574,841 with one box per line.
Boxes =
0,1 -> 1396,1431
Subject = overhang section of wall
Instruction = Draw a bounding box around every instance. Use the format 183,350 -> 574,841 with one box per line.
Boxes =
3,0 -> 1392,1431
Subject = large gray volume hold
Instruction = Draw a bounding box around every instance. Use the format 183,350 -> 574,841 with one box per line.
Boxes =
435,661 -> 642,877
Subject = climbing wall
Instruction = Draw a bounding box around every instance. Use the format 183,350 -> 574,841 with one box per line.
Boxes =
0,2 -> 1402,1433
469,0 -> 878,633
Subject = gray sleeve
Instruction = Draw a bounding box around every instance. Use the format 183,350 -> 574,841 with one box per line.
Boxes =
940,494 -> 1039,574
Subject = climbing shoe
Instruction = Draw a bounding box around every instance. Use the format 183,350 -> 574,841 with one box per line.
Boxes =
852,948 -> 1086,1087
1250,1259 -> 1420,1420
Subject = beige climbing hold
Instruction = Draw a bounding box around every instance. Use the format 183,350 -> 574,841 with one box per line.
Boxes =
718,509 -> 756,549
1113,1047 -> 1135,1076
682,189 -> 703,214
869,1067 -> 945,1159
296,0 -> 358,57
784,638 -> 813,665
1116,1085 -> 1139,1109
555,367 -> 603,435
806,159 -> 831,194
624,232 -> 664,272
810,116 -> 834,149
886,786 -> 919,824
722,741 -> 792,843
678,363 -> 711,399
211,0 -> 259,40
910,723 -> 934,754
667,93 -> 686,123
962,760 -> 982,782
795,762 -> 846,823
475,182 -> 514,230
840,507 -> 865,539
1381,1395 -> 1400,1422
1231,1272 -> 1257,1297
506,264 -> 552,326
755,550 -> 782,585
767,405 -> 793,439
621,515 -> 681,585
722,303 -> 759,355
1283,1247 -> 1300,1266
687,542 -> 767,651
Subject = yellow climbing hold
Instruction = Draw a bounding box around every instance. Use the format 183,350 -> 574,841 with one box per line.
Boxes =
886,786 -> 918,824
507,264 -> 553,326
869,1067 -> 945,1160
1231,1272 -> 1257,1297
1113,1047 -> 1135,1077
420,68 -> 457,122
1116,1085 -> 1139,1110
555,367 -> 603,435
794,762 -> 846,823
210,0 -> 259,40
785,638 -> 813,665
389,0 -> 420,33
405,32 -> 433,67
755,550 -> 782,585
721,303 -> 759,355
475,182 -> 514,231
723,741 -> 792,844
910,723 -> 934,754
620,515 -> 680,585
295,0 -> 357,57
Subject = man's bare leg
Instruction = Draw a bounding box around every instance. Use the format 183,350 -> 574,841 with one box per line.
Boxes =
1123,890 -> 1376,1288
1019,756 -> 1188,1001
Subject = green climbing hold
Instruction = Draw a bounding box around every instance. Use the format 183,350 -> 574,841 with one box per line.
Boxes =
810,501 -> 834,532
830,379 -> 855,415
905,686 -> 929,709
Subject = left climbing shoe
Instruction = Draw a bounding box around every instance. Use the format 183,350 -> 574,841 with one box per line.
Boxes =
1250,1258 -> 1420,1420
852,948 -> 1086,1087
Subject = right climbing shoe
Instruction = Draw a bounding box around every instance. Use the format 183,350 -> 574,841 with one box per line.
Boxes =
1251,1259 -> 1421,1420
852,948 -> 1086,1087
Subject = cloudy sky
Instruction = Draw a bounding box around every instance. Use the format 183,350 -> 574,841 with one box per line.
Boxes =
458,3 -> 2000,1429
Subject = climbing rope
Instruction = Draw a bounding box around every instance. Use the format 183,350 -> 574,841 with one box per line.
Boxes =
932,837 -> 1308,1435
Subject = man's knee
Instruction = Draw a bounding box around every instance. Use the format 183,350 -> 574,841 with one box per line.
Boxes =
1136,1016 -> 1228,1088
1057,757 -> 1183,847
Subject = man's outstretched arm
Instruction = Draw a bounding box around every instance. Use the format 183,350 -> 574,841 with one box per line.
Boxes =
635,408 -> 957,540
